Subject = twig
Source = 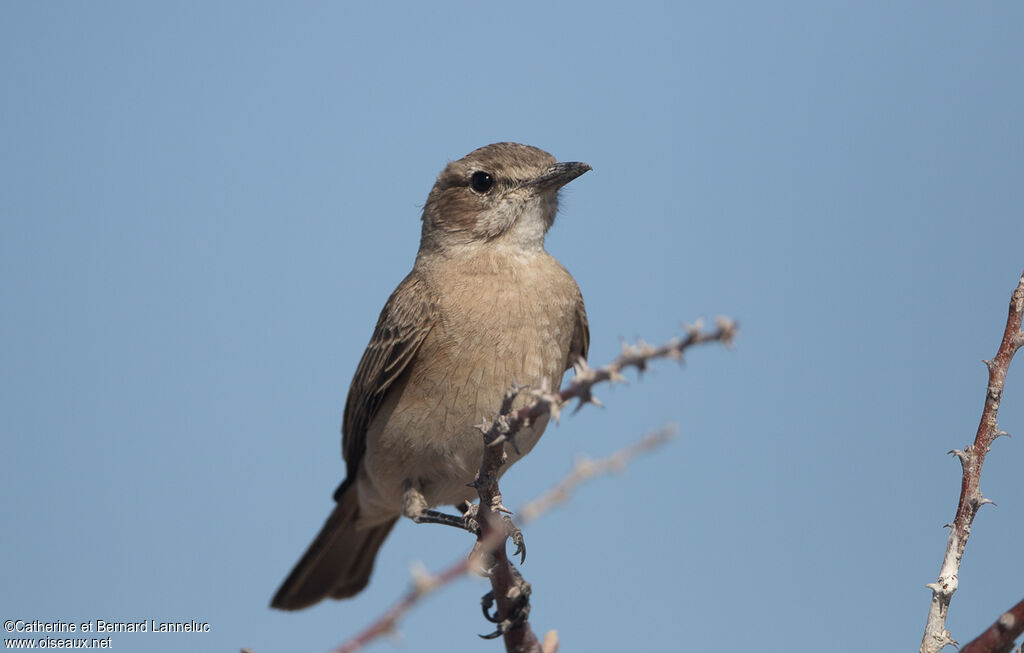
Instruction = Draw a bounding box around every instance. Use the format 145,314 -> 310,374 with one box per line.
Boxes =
519,426 -> 676,523
959,596 -> 1024,653
472,319 -> 735,651
330,556 -> 471,653
920,271 -> 1024,653
329,427 -> 678,653
477,317 -> 738,451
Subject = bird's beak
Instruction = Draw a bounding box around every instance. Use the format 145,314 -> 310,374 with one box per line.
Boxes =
524,161 -> 592,192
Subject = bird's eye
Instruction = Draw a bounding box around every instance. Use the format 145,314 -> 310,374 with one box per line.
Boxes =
470,171 -> 495,193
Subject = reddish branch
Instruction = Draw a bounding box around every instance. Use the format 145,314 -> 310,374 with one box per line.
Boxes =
959,596 -> 1024,653
920,271 -> 1024,653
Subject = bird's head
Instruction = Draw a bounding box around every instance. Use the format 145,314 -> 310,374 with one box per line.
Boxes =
419,142 -> 591,255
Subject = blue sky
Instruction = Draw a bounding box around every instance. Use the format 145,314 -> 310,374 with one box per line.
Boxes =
2,2 -> 1023,652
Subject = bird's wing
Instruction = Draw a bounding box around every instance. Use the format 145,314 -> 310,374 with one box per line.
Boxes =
570,288 -> 590,367
338,272 -> 437,491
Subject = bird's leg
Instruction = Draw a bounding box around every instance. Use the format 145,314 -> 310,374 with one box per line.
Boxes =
457,500 -> 482,535
500,513 -> 526,564
479,566 -> 532,639
400,485 -> 523,560
475,500 -> 526,564
401,483 -> 479,534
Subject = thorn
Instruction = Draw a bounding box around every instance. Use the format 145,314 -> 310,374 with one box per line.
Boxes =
572,389 -> 603,414
665,343 -> 683,361
548,400 -> 562,423
608,366 -> 628,384
715,316 -> 738,344
501,384 -> 523,412
532,387 -> 563,422
995,429 -> 1011,439
475,420 -> 492,435
943,522 -> 953,529
506,433 -> 521,456
409,561 -> 437,594
977,495 -> 997,508
998,611 -> 1017,630
495,503 -> 513,515
487,433 -> 507,448
467,548 -> 492,577
574,456 -> 596,477
948,449 -> 969,466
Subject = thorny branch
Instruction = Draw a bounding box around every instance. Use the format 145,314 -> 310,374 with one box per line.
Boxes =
920,271 -> 1024,653
472,317 -> 736,652
330,317 -> 736,653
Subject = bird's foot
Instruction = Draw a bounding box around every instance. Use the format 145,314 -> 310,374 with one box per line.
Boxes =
499,512 -> 526,564
402,486 -> 480,534
479,569 -> 532,639
409,508 -> 480,534
471,504 -> 526,563
459,501 -> 481,535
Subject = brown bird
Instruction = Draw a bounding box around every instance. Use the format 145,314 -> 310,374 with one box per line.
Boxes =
271,142 -> 590,610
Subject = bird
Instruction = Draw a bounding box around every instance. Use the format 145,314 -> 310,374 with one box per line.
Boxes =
271,142 -> 591,610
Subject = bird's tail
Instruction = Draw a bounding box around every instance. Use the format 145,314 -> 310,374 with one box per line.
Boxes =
271,485 -> 397,610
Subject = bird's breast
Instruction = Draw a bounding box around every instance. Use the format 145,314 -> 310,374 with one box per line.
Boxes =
361,250 -> 580,510
420,251 -> 578,402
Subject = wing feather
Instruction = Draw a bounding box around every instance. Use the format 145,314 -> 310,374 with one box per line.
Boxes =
339,273 -> 437,489
570,289 -> 590,368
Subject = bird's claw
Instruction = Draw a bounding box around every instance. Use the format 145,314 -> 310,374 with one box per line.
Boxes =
480,590 -> 500,623
461,502 -> 481,536
478,576 -> 532,639
502,513 -> 526,564
465,502 -> 523,562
